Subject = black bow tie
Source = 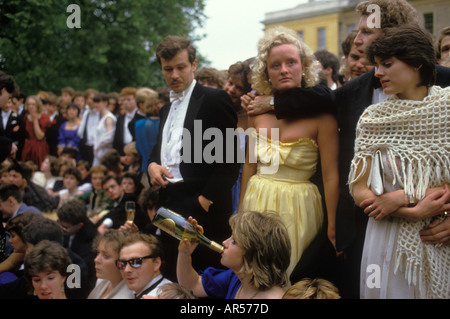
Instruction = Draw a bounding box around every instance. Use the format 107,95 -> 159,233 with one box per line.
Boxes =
372,76 -> 382,89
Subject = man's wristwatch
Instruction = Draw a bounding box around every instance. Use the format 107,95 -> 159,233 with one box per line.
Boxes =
269,97 -> 274,110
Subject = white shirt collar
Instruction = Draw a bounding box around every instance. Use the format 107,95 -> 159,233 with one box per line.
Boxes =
170,80 -> 196,103
135,274 -> 163,296
126,108 -> 137,119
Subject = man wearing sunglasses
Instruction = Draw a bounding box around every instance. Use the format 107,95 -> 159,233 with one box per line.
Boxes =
116,232 -> 171,299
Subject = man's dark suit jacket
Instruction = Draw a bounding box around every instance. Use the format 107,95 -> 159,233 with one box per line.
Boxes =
0,111 -> 24,154
113,111 -> 145,156
45,113 -> 66,157
149,83 -> 239,235
95,192 -> 150,231
23,182 -> 59,213
1,111 -> 19,137
148,82 -> 239,279
63,220 -> 98,283
0,136 -> 13,163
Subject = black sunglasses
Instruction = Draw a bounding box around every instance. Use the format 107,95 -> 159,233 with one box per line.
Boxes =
115,255 -> 155,270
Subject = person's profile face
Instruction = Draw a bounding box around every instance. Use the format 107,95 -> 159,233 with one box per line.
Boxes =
8,230 -> 27,253
0,88 -> 11,108
0,198 -> 14,219
440,35 -> 450,62
354,15 -> 383,65
220,236 -> 244,272
373,56 -> 422,99
1,96 -> 12,112
346,43 -> 374,79
94,241 -> 120,280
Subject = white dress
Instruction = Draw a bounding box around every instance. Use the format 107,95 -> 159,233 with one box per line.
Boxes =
360,151 -> 420,299
93,112 -> 116,166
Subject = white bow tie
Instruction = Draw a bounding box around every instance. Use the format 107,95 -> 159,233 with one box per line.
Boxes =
170,91 -> 184,102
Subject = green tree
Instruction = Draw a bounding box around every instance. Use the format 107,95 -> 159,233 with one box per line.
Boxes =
0,0 -> 206,94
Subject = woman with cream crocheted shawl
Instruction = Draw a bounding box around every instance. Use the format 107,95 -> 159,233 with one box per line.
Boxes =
349,25 -> 450,299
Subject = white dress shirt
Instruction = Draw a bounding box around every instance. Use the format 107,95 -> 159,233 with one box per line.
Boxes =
161,80 -> 196,183
78,105 -> 99,146
123,108 -> 137,145
1,109 -> 11,130
135,274 -> 172,298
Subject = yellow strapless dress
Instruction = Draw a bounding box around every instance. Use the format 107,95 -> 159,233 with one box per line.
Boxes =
241,133 -> 324,278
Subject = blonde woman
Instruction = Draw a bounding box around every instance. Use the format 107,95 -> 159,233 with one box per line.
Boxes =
238,26 -> 339,278
88,229 -> 133,299
177,210 -> 291,299
21,96 -> 51,167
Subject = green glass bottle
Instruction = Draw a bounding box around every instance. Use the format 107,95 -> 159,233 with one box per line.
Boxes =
153,207 -> 224,253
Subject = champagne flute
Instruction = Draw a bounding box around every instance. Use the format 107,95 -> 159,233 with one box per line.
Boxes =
125,201 -> 135,223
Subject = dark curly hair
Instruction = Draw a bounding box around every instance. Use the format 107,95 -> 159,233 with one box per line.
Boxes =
366,24 -> 436,87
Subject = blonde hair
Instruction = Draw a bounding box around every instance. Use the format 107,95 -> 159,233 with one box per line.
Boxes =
123,142 -> 138,156
230,211 -> 291,290
283,278 -> 341,299
119,87 -> 137,97
26,95 -> 44,113
136,87 -> 158,105
92,229 -> 128,256
252,26 -> 320,95
156,283 -> 196,299
143,95 -> 162,117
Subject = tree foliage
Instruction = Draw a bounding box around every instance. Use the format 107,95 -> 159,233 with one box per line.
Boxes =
0,0 -> 206,94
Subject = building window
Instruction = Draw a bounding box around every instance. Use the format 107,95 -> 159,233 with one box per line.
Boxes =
424,13 -> 433,34
318,27 -> 326,49
297,31 -> 304,40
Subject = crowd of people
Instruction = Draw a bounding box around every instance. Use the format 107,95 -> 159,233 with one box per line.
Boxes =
0,0 -> 449,300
